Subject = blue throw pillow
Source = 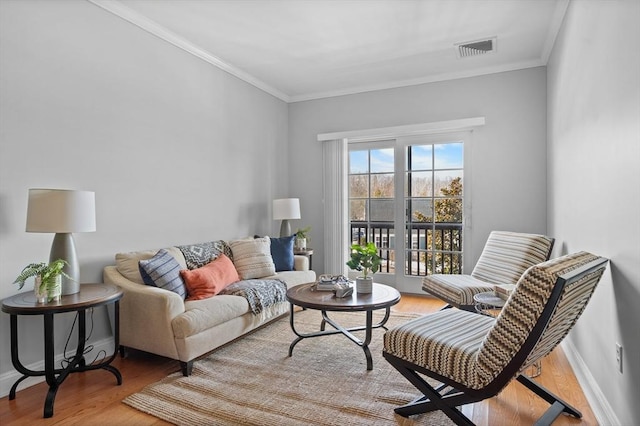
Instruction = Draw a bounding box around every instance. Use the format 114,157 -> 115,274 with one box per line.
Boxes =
269,235 -> 295,272
139,249 -> 187,299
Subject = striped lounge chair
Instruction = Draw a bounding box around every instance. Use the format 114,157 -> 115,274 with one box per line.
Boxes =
422,231 -> 554,311
383,251 -> 608,426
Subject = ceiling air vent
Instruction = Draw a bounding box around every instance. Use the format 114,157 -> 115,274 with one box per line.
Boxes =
455,37 -> 496,58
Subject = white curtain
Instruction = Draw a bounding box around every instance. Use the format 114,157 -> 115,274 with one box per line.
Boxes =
322,139 -> 349,275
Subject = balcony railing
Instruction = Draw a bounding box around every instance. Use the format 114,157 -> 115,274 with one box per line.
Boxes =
350,221 -> 463,276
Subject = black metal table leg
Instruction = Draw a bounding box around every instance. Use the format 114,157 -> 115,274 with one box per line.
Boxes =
288,306 -> 392,370
2,284 -> 124,418
43,312 -> 57,418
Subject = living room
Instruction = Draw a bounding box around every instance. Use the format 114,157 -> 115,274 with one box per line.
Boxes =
0,0 -> 638,425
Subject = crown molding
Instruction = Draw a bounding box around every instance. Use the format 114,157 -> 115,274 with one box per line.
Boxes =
317,117 -> 485,142
87,0 -> 290,102
290,59 -> 545,103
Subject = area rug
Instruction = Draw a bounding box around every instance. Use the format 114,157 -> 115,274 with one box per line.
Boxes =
123,309 -> 454,425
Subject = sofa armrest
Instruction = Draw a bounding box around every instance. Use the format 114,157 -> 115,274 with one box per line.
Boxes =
103,265 -> 185,359
293,255 -> 309,271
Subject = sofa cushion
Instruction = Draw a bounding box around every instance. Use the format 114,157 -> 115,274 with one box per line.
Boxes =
267,269 -> 316,287
180,254 -> 240,301
173,295 -> 252,338
229,237 -> 276,279
177,240 -> 232,269
116,246 -> 187,285
138,249 -> 188,299
268,235 -> 295,272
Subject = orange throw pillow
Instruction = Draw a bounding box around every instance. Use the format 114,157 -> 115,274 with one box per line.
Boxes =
180,254 -> 240,301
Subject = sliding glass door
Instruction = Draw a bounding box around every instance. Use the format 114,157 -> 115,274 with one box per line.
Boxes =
348,133 -> 467,293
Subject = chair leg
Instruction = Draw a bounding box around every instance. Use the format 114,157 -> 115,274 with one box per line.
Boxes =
386,354 -> 477,425
516,374 -> 582,424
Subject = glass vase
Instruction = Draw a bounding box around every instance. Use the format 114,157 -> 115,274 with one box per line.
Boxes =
34,275 -> 62,303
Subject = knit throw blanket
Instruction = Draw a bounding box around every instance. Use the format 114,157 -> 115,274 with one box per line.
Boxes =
220,279 -> 288,318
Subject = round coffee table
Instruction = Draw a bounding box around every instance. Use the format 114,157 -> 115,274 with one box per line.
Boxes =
286,282 -> 401,370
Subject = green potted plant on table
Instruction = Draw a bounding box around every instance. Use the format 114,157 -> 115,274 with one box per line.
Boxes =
294,226 -> 311,250
346,242 -> 382,294
13,259 -> 70,303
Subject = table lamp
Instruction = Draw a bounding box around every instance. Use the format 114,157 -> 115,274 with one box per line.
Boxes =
26,189 -> 96,295
273,198 -> 300,237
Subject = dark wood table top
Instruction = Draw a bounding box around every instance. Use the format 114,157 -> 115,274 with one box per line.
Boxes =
1,283 -> 122,315
286,282 -> 401,312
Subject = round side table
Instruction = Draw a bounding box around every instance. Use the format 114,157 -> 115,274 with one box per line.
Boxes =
1,283 -> 123,418
473,291 -> 505,316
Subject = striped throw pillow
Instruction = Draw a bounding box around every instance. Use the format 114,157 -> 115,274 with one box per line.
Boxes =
138,249 -> 187,299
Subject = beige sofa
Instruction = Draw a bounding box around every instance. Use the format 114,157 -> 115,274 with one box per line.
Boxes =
103,241 -> 315,375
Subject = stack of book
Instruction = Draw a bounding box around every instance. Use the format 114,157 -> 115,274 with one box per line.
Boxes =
315,274 -> 351,291
315,281 -> 338,291
493,284 -> 516,300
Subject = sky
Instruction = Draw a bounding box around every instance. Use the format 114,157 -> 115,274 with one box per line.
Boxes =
349,142 -> 463,174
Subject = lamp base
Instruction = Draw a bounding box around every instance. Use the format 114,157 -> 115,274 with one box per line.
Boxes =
50,233 -> 80,295
279,220 -> 292,237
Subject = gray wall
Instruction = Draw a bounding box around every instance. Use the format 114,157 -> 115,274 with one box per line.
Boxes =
288,67 -> 548,277
1,1 -> 636,422
547,1 -> 640,424
0,0 -> 288,386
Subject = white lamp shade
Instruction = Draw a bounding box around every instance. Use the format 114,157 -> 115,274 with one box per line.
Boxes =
26,189 -> 96,233
273,198 -> 301,220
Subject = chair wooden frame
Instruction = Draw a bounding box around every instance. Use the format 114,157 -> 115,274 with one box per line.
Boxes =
384,255 -> 608,426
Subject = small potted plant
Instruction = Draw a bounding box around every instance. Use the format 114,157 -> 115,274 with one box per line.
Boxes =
13,259 -> 70,303
346,242 -> 381,294
294,226 -> 311,250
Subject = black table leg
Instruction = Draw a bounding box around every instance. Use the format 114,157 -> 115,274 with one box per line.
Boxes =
43,312 -> 57,418
9,314 -> 32,400
288,307 -> 390,370
9,306 -> 122,418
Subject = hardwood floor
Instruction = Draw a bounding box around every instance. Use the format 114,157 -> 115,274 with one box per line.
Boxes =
0,294 -> 596,425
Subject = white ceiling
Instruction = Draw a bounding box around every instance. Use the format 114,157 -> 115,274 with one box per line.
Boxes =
90,0 -> 569,102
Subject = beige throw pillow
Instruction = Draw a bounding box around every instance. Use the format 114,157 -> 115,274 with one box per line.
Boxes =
115,246 -> 187,284
229,237 -> 276,279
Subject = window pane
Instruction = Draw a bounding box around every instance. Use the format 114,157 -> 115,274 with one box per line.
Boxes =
349,175 -> 369,198
370,199 -> 394,221
407,171 -> 432,197
432,227 -> 462,250
370,149 -> 394,173
434,199 -> 463,223
407,145 -> 432,171
408,198 -> 433,223
349,151 -> 368,174
434,171 -> 463,196
350,225 -> 368,245
405,249 -> 428,275
434,142 -> 463,169
371,173 -> 394,198
349,199 -> 367,221
434,252 -> 462,274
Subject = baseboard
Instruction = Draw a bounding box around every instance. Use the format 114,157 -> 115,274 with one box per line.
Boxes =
0,337 -> 115,399
561,340 -> 621,425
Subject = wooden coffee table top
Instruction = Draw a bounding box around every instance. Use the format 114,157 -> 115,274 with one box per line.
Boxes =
286,282 -> 401,312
